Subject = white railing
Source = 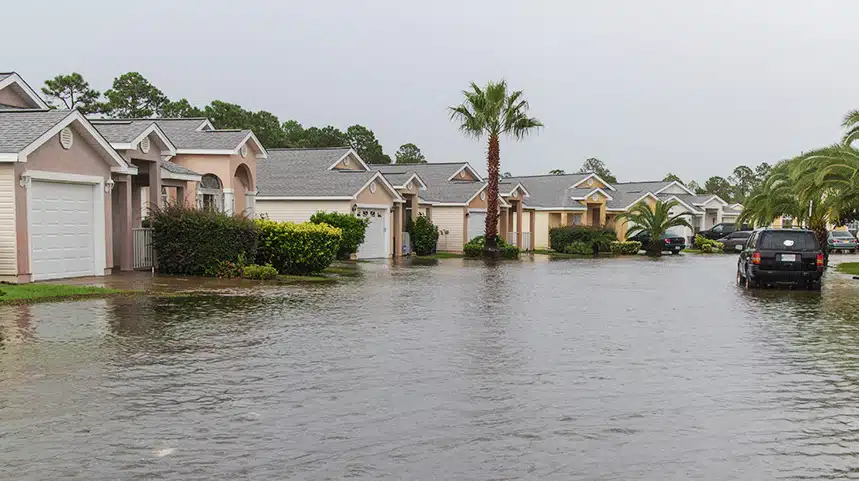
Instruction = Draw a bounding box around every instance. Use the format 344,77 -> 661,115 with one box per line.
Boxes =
508,231 -> 517,244
507,231 -> 532,250
133,228 -> 154,269
402,232 -> 412,256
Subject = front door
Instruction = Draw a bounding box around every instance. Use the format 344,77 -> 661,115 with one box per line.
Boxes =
591,207 -> 600,226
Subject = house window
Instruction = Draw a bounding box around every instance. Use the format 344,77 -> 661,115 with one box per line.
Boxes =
571,214 -> 582,225
198,174 -> 223,212
161,186 -> 169,206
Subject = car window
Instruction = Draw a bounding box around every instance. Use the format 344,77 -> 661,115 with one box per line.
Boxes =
747,231 -> 758,248
712,225 -> 723,234
834,231 -> 854,238
759,231 -> 818,250
729,232 -> 750,239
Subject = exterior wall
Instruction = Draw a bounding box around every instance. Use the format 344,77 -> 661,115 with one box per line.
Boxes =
399,181 -> 420,195
467,190 -> 488,209
256,199 -> 351,223
574,178 -> 608,190
0,164 -> 16,277
0,86 -> 32,108
534,211 -> 550,249
434,206 -> 465,252
659,184 -> 689,195
173,154 -> 232,193
354,181 -> 395,206
331,153 -> 362,171
453,168 -> 478,181
15,125 -> 114,278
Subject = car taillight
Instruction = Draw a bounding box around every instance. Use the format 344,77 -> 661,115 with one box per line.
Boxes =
665,238 -> 671,244
817,253 -> 824,267
751,252 -> 761,265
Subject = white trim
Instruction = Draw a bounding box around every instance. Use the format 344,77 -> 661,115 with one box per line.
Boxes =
256,196 -> 354,201
160,169 -> 202,182
660,195 -> 703,214
328,149 -> 370,171
18,111 -> 132,173
394,172 -> 428,190
353,171 -> 403,202
434,202 -> 468,207
571,187 -> 614,201
196,119 -> 214,131
130,123 -> 177,155
464,184 -> 488,205
502,182 -> 531,198
175,149 -> 235,155
530,206 -> 587,211
354,203 -> 391,209
0,153 -> 19,162
111,143 -> 133,150
693,195 -> 729,207
654,180 -> 695,196
0,73 -> 49,109
447,163 -> 484,182
468,208 -> 488,213
222,188 -> 235,194
570,173 -> 616,191
111,165 -> 138,175
238,131 -> 267,159
23,170 -> 106,280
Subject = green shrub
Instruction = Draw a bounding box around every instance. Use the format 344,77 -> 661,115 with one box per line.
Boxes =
549,225 -> 617,253
564,241 -> 592,255
411,216 -> 439,256
610,241 -> 642,255
243,264 -> 278,280
150,204 -> 258,276
463,235 -> 520,259
256,219 -> 342,275
694,234 -> 724,253
309,211 -> 369,260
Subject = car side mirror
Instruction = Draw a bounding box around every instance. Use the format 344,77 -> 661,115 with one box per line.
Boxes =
735,244 -> 743,252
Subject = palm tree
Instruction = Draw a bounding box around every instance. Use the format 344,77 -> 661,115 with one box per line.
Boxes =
842,110 -> 859,145
617,199 -> 693,256
449,80 -> 542,257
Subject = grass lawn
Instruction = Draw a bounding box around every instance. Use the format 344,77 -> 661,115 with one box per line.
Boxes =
416,252 -> 464,259
835,262 -> 859,275
0,283 -> 130,304
277,274 -> 337,284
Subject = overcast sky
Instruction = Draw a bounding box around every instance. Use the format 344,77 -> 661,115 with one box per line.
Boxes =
5,1 -> 856,182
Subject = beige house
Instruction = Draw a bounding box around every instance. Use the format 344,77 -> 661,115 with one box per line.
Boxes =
0,78 -> 139,281
256,148 -> 405,259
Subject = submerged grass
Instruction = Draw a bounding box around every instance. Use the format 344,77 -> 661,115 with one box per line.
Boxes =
416,252 -> 464,259
0,284 -> 132,304
835,262 -> 859,276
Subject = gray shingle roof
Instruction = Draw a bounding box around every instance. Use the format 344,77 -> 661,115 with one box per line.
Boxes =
375,163 -> 484,203
503,173 -> 590,208
0,110 -> 72,152
161,159 -> 200,176
606,181 -> 672,210
381,171 -> 418,187
257,148 -> 380,197
91,119 -> 156,143
657,193 -> 721,207
154,119 -> 249,150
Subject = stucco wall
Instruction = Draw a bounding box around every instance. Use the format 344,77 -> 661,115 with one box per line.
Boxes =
534,211 -> 550,249
0,86 -> 32,108
256,199 -> 351,223
434,206 -> 465,252
0,164 -> 17,277
354,181 -> 395,206
15,124 -> 114,276
659,183 -> 689,195
467,190 -> 488,209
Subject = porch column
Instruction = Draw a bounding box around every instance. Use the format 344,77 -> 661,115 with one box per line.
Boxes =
176,185 -> 185,208
119,175 -> 133,271
410,194 -> 419,221
716,208 -> 723,225
148,159 -> 161,212
425,205 -> 432,221
529,209 -> 536,251
223,189 -> 235,215
699,214 -> 706,233
561,212 -> 568,227
394,203 -> 403,257
246,190 -> 257,217
131,183 -> 142,227
499,207 -> 508,239
507,208 -> 514,242
599,203 -> 606,226
516,200 -> 523,248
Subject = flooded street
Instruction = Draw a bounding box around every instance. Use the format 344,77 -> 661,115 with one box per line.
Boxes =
4,255 -> 859,480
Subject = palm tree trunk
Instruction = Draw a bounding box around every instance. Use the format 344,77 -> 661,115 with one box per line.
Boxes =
484,134 -> 500,258
810,220 -> 829,265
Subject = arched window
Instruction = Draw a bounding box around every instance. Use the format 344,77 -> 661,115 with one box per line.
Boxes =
198,174 -> 223,211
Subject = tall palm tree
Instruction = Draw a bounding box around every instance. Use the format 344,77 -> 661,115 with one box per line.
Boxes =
616,199 -> 693,256
842,109 -> 859,145
449,80 -> 542,257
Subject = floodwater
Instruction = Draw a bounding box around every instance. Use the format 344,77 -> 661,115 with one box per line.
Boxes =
3,255 -> 859,480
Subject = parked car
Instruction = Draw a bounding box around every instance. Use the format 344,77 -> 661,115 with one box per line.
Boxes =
718,230 -> 752,252
628,231 -> 686,254
827,230 -> 858,254
737,228 -> 824,289
699,222 -> 751,240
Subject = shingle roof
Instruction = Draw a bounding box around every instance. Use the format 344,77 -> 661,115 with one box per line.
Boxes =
657,193 -> 720,206
161,159 -> 200,176
154,119 -> 249,151
606,181 -> 672,210
503,173 -> 590,208
257,148 -> 380,197
375,163 -> 484,203
381,171 -> 418,187
91,119 -> 156,143
0,110 -> 71,152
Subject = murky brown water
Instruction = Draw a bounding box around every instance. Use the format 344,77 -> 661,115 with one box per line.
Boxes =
3,255 -> 859,480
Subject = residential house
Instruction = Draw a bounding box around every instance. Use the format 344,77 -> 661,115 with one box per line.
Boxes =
255,148 -> 406,259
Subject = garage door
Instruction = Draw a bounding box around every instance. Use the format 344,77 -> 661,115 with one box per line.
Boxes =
467,210 -> 486,242
355,209 -> 388,259
30,181 -> 96,280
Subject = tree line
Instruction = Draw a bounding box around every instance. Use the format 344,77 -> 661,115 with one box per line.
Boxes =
39,72 -> 427,164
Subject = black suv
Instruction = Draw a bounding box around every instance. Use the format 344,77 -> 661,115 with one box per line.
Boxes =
699,222 -> 751,240
737,228 -> 824,289
627,231 -> 686,254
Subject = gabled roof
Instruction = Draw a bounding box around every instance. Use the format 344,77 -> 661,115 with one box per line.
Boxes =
382,171 -> 427,190
570,173 -> 617,191
504,173 -> 590,209
257,148 -> 401,200
161,159 -> 201,181
374,162 -> 485,204
90,119 -> 176,154
142,118 -> 265,156
0,109 -> 134,173
0,72 -> 49,109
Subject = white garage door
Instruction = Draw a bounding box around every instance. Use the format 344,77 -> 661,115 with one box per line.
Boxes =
356,209 -> 388,259
30,181 -> 97,280
467,210 -> 486,242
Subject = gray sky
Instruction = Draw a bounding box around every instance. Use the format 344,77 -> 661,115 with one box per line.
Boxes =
5,0 -> 856,182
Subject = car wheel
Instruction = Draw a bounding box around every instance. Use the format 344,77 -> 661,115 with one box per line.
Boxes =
736,268 -> 745,286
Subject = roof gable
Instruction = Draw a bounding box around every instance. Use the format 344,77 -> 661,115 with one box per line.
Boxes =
0,73 -> 49,109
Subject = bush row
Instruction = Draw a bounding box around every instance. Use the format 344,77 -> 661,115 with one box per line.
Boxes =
609,241 -> 643,255
309,211 -> 368,260
464,235 -> 520,259
549,225 -> 617,253
694,234 -> 724,253
256,219 -> 342,275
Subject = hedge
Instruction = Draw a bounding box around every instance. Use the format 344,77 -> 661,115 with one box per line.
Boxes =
309,211 -> 369,260
610,241 -> 642,255
464,235 -> 519,259
411,216 -> 439,256
243,264 -> 278,280
255,219 -> 342,275
150,204 -> 258,276
694,234 -> 724,253
549,225 -> 617,253
564,241 -> 592,255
